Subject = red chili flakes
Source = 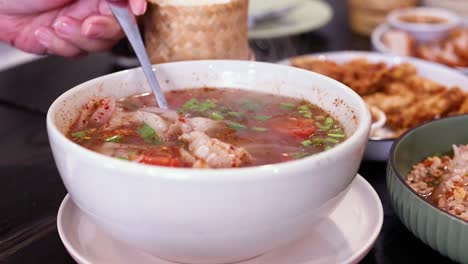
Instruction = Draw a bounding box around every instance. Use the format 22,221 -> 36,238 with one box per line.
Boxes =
423,159 -> 434,167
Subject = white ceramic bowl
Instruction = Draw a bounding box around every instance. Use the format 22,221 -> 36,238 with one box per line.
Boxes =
387,7 -> 460,42
46,60 -> 371,264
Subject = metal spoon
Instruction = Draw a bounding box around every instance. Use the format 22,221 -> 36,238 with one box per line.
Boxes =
107,0 -> 169,109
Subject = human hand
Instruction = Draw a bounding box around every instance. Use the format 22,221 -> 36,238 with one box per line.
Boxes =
0,0 -> 147,57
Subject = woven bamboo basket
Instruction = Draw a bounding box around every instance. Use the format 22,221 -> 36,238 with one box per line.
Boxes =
349,0 -> 418,36
144,0 -> 250,63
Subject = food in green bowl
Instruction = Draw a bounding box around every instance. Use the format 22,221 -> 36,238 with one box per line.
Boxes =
387,115 -> 468,264
406,144 -> 468,220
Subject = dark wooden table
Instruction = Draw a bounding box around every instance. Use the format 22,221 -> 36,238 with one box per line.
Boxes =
0,1 -> 457,263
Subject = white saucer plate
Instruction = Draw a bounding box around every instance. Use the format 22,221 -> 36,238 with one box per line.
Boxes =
57,175 -> 383,264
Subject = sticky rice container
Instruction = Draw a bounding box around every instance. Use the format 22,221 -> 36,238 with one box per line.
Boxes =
144,0 -> 251,63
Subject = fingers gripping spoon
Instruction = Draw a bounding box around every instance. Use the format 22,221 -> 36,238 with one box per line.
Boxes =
107,0 -> 169,109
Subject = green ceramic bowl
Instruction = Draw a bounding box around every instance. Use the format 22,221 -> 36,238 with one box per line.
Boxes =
387,115 -> 468,263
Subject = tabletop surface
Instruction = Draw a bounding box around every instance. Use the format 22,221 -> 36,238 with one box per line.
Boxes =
0,1 -> 459,263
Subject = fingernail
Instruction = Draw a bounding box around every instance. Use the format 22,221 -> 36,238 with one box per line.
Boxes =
34,28 -> 53,47
84,23 -> 105,39
54,17 -> 76,37
135,1 -> 147,15
99,1 -> 112,15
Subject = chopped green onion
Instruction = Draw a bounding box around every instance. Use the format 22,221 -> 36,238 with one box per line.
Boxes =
327,133 -> 345,138
324,146 -> 333,151
251,126 -> 268,132
137,123 -> 161,144
329,128 -> 343,133
71,130 -> 87,139
254,115 -> 272,121
180,98 -> 199,111
227,111 -> 244,118
244,102 -> 261,111
323,138 -> 340,144
117,156 -> 129,160
312,138 -> 324,145
316,123 -> 332,130
105,135 -> 122,142
301,140 -> 312,146
325,117 -> 334,125
290,152 -> 309,159
227,122 -> 247,130
210,112 -> 224,120
297,105 -> 309,111
199,99 -> 216,112
302,111 -> 312,118
280,102 -> 296,109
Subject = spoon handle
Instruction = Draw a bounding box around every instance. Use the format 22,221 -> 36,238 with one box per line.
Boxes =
107,1 -> 169,109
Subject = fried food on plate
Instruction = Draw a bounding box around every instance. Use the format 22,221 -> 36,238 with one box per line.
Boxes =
387,88 -> 465,130
290,56 -> 468,138
341,59 -> 388,95
290,58 -> 343,81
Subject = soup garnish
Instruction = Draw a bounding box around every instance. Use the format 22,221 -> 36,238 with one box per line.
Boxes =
406,144 -> 468,220
68,88 -> 347,168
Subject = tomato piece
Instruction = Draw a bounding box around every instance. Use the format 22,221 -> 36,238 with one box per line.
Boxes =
139,147 -> 182,167
269,117 -> 316,139
140,155 -> 181,167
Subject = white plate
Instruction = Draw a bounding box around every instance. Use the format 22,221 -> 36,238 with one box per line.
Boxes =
57,175 -> 383,264
248,0 -> 332,39
278,51 -> 468,161
371,23 -> 468,75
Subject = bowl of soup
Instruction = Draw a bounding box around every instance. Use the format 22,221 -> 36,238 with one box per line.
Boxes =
47,60 -> 371,264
